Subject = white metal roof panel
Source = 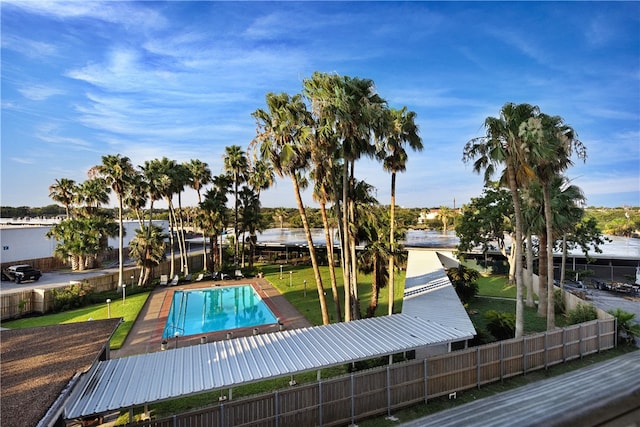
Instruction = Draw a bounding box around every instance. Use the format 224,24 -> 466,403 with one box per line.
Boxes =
65,313 -> 465,419
402,250 -> 477,338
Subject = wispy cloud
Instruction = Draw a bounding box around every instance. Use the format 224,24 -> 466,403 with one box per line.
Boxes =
18,85 -> 64,101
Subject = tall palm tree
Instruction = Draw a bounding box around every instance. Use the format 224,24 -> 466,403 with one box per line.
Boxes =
379,106 -> 422,316
186,159 -> 212,272
200,176 -> 230,272
248,158 -> 275,197
223,145 -> 248,266
129,224 -> 168,285
76,177 -> 110,217
252,91 -> 330,325
520,113 -> 586,329
89,154 -> 135,288
463,103 -> 539,338
49,178 -> 77,219
303,72 -> 387,321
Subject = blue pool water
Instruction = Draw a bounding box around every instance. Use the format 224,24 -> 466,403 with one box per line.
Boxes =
162,285 -> 278,339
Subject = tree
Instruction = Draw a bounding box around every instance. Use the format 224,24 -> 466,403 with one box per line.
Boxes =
200,176 -> 230,272
252,91 -> 330,325
464,103 -> 540,338
129,224 -> 168,285
446,265 -> 480,304
90,154 -> 135,288
186,159 -> 212,271
456,183 -> 515,280
303,72 -> 387,321
49,178 -> 77,219
520,112 -> 586,330
223,145 -> 248,266
378,106 -> 422,316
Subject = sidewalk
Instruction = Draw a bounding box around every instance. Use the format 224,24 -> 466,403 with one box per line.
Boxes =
112,277 -> 313,358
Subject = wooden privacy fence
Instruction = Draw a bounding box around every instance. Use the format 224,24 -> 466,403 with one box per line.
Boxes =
0,254 -> 204,320
136,318 -> 616,427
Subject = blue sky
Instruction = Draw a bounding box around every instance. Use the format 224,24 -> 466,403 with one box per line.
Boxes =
2,1 -> 639,210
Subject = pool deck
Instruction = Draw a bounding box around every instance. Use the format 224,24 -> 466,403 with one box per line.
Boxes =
112,277 -> 313,358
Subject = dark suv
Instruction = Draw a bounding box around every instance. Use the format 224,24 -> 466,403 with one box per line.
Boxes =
2,264 -> 42,283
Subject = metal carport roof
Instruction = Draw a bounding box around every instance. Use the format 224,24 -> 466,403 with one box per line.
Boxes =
65,313 -> 467,419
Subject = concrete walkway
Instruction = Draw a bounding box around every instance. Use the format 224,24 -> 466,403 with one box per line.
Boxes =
112,277 -> 312,358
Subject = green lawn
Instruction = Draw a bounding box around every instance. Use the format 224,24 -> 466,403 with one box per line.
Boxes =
0,291 -> 150,349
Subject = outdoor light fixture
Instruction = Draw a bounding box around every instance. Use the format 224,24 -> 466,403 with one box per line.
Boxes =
106,299 -> 111,318
174,331 -> 180,349
122,284 -> 126,304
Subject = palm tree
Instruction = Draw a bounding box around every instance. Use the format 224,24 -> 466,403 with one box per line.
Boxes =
273,208 -> 289,229
248,158 -> 275,197
379,106 -> 422,316
239,186 -> 262,269
520,113 -> 586,329
76,178 -> 110,217
49,178 -> 77,219
200,177 -> 230,272
90,154 -> 135,288
252,91 -> 330,325
129,224 -> 168,285
463,103 -> 540,338
223,145 -> 248,266
186,159 -> 212,272
303,72 -> 387,321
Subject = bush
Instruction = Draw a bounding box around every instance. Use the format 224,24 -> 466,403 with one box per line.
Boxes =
446,265 -> 480,304
51,284 -> 92,312
484,310 -> 515,340
554,289 -> 565,315
566,303 -> 598,325
607,308 -> 640,345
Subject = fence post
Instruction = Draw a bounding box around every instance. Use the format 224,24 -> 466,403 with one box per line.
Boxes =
579,324 -> 583,359
386,365 -> 392,417
476,347 -> 481,390
523,337 -> 527,375
274,390 -> 279,427
218,403 -> 224,427
544,331 -> 548,370
318,380 -> 323,427
562,328 -> 566,362
424,358 -> 428,404
350,374 -> 355,426
499,342 -> 504,382
597,319 -> 601,353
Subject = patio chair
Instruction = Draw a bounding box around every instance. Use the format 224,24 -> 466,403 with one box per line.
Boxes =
170,275 -> 179,286
159,274 -> 169,286
234,269 -> 244,280
194,273 -> 204,282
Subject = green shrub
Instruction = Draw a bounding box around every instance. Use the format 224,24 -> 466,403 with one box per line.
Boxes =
51,284 -> 92,312
607,308 -> 640,345
566,303 -> 597,325
484,310 -> 515,340
554,288 -> 565,315
447,265 -> 480,304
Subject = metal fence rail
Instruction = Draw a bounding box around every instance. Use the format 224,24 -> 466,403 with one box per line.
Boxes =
136,318 -> 616,427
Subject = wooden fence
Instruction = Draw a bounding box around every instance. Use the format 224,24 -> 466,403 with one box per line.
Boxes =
0,254 -> 204,320
135,318 -> 616,427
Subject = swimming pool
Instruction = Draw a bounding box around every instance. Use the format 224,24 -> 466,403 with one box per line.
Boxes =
162,285 -> 278,339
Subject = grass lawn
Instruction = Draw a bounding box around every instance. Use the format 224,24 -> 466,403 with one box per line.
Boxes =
0,291 -> 151,349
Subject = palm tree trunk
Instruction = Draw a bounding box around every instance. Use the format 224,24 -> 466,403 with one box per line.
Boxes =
538,232 -> 548,317
525,233 -> 535,307
291,176 -> 330,325
388,172 -> 396,316
368,253 -> 379,318
544,186 -> 556,330
560,233 -> 567,289
507,166 -> 524,338
341,161 -> 352,322
118,197 -> 125,287
320,201 -> 342,322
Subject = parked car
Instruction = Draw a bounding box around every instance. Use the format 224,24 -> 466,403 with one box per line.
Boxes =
2,264 -> 42,283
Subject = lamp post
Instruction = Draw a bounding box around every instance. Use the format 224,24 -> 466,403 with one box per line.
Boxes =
303,280 -> 307,297
280,265 -> 283,279
174,331 -> 180,349
289,271 -> 292,287
131,274 -> 134,287
106,299 -> 111,319
122,284 -> 126,304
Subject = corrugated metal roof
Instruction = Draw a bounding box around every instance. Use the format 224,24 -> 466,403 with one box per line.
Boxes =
65,248 -> 476,420
402,250 -> 477,338
65,314 -> 465,419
